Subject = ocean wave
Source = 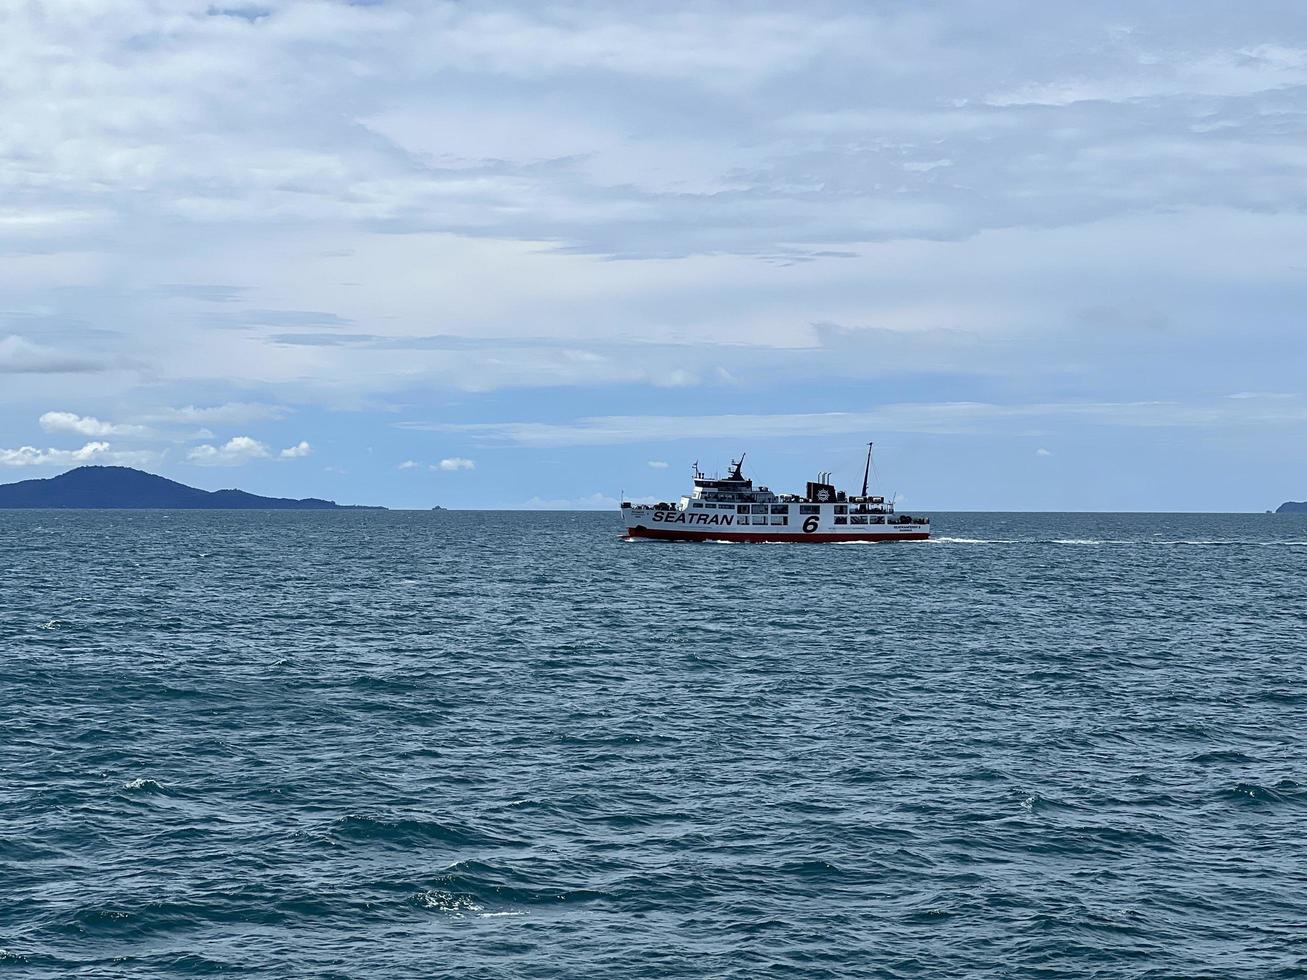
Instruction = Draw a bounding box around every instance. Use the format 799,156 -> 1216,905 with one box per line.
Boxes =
119,777 -> 168,794
1222,780 -> 1303,805
1190,750 -> 1257,764
331,814 -> 520,848
6,508 -> 1307,976
1018,792 -> 1084,813
408,890 -> 484,915
925,536 -> 1300,547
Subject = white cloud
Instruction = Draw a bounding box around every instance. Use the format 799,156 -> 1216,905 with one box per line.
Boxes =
7,2 -> 1303,272
397,459 -> 420,470
987,45 -> 1307,107
0,441 -> 155,468
0,441 -> 109,467
429,397 -> 1307,448
647,460 -> 669,469
437,457 -> 476,471
2,3 -> 1306,511
522,492 -> 618,510
143,403 -> 288,425
1036,448 -> 1053,457
187,435 -> 272,465
39,411 -> 149,438
0,336 -> 105,374
279,440 -> 312,458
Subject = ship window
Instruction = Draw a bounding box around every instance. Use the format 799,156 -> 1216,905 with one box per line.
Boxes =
799,504 -> 819,515
770,505 -> 787,514
737,505 -> 749,515
873,516 -> 885,524
834,517 -> 847,525
737,516 -> 749,525
850,515 -> 868,525
834,505 -> 848,515
770,516 -> 786,525
751,504 -> 768,514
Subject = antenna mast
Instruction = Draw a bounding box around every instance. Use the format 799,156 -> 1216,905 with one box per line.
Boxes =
861,442 -> 873,498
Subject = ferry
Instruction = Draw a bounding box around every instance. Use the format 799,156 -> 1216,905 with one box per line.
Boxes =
621,444 -> 930,543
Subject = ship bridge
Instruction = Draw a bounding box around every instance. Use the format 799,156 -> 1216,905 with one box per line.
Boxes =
690,457 -> 778,504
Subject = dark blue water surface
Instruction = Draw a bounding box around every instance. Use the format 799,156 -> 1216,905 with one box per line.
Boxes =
3,511 -> 1307,978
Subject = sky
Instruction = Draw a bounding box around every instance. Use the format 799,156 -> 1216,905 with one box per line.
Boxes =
2,0 -> 1305,510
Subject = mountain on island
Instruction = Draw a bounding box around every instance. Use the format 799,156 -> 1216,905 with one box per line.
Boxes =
1276,501 -> 1307,514
0,466 -> 384,510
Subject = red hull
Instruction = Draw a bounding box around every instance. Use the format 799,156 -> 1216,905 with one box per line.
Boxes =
625,526 -> 929,543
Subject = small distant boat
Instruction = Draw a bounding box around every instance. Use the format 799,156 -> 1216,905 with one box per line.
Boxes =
620,444 -> 930,543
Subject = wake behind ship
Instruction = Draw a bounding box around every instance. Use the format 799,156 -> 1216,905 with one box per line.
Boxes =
621,446 -> 930,543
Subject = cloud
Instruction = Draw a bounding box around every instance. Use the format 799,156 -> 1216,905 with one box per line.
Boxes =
522,492 -> 619,510
143,403 -> 289,425
427,397 -> 1307,447
0,441 -> 109,467
3,3 -> 1307,511
0,441 -> 156,468
187,435 -> 272,465
279,440 -> 312,458
1036,448 -> 1053,457
150,284 -> 248,303
647,460 -> 669,469
8,2 -> 1305,268
196,309 -> 355,330
986,45 -> 1307,107
397,457 -> 475,471
39,411 -> 149,438
0,336 -> 105,374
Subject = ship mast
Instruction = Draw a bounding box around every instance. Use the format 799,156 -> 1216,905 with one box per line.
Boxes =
861,442 -> 873,498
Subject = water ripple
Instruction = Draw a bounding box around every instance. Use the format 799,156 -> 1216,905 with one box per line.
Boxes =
2,509 -> 1306,976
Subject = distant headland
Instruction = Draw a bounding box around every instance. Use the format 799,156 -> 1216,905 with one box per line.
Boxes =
1276,501 -> 1307,514
0,466 -> 384,510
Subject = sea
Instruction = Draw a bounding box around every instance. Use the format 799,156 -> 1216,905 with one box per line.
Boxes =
3,510 -> 1306,978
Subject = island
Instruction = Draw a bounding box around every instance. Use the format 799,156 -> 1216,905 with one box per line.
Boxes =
0,466 -> 384,510
1276,501 -> 1307,514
